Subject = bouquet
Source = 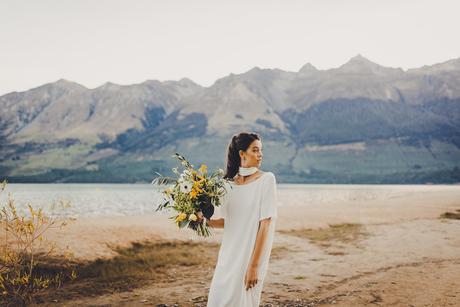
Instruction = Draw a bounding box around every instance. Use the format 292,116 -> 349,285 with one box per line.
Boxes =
151,153 -> 230,237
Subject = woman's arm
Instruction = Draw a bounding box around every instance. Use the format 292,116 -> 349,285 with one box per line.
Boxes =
245,217 -> 271,290
196,212 -> 225,228
206,217 -> 224,228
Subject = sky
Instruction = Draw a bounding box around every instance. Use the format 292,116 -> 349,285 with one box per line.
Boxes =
1,0 -> 459,95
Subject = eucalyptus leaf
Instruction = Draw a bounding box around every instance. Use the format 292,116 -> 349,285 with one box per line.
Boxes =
179,220 -> 190,229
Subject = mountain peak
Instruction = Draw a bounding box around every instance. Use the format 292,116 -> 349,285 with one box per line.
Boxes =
223,66 -> 268,81
162,78 -> 202,90
337,54 -> 400,75
299,63 -> 318,73
97,82 -> 122,91
54,78 -> 78,85
409,57 -> 460,73
349,54 -> 369,61
241,66 -> 264,76
55,78 -> 72,84
344,54 -> 377,66
177,77 -> 201,87
48,79 -> 86,90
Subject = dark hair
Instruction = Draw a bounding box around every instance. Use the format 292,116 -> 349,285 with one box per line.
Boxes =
224,132 -> 261,180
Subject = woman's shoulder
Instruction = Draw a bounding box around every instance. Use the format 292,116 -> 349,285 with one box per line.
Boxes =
255,171 -> 275,178
245,170 -> 275,181
259,171 -> 276,186
265,171 -> 276,184
262,171 -> 275,179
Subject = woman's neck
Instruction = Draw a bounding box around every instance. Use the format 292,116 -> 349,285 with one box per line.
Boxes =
239,165 -> 258,177
235,170 -> 261,183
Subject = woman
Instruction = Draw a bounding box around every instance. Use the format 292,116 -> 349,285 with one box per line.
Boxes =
202,132 -> 278,307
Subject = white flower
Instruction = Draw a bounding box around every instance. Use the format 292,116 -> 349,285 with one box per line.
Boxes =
179,181 -> 193,193
178,170 -> 192,183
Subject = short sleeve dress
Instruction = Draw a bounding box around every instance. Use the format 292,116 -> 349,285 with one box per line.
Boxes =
207,171 -> 278,307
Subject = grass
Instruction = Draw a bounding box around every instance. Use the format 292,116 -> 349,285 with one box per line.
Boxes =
279,223 -> 369,247
271,245 -> 291,260
327,251 -> 346,256
35,240 -> 219,303
8,143 -> 93,176
78,240 -> 216,280
439,209 -> 460,220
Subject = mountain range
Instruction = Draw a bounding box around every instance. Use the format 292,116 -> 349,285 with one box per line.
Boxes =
1,55 -> 459,183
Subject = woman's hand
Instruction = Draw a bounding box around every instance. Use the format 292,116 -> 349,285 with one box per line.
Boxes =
244,265 -> 258,290
196,211 -> 204,222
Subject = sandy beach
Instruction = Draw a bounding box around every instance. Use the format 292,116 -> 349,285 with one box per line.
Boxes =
38,185 -> 460,306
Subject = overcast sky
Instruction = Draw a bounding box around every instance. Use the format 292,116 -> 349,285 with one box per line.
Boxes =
1,0 -> 459,95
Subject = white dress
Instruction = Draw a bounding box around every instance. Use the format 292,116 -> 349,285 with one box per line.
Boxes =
207,171 -> 278,307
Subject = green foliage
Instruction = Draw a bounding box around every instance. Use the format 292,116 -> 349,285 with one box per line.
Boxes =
152,153 -> 228,237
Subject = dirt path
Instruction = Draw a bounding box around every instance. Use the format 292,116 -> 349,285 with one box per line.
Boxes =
41,217 -> 460,307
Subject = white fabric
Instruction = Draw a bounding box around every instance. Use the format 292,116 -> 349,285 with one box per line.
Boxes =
207,171 -> 278,307
238,166 -> 259,176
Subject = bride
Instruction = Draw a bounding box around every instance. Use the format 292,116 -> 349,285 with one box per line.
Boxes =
198,132 -> 278,306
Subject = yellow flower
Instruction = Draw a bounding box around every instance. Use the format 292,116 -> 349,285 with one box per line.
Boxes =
199,164 -> 207,174
190,189 -> 198,199
188,213 -> 197,221
175,212 -> 187,222
193,181 -> 204,191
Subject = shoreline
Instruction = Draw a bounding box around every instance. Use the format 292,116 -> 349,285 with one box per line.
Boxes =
12,186 -> 460,306
4,182 -> 460,186
43,185 -> 460,261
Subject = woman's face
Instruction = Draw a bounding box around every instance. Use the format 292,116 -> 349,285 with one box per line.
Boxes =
239,139 -> 263,168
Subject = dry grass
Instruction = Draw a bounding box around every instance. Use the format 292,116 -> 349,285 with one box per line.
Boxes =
271,245 -> 291,260
327,251 -> 347,256
279,223 -> 369,247
78,240 -> 217,279
440,209 -> 460,220
35,240 -> 219,304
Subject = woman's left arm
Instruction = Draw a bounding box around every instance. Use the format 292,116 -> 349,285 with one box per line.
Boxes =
245,217 -> 271,290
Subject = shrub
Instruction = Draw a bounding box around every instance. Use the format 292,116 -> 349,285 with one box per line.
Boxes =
0,179 -> 77,306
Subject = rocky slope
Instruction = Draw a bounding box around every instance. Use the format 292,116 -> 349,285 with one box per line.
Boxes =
1,55 -> 459,183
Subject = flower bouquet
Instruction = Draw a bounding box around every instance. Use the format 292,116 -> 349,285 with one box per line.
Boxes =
151,153 -> 229,237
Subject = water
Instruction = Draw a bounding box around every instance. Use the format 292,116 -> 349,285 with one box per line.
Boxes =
0,183 -> 458,218
0,183 -> 163,218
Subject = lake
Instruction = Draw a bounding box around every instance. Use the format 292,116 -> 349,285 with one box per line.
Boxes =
1,183 -> 459,219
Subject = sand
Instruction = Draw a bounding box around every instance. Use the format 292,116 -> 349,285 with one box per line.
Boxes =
39,185 -> 460,306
